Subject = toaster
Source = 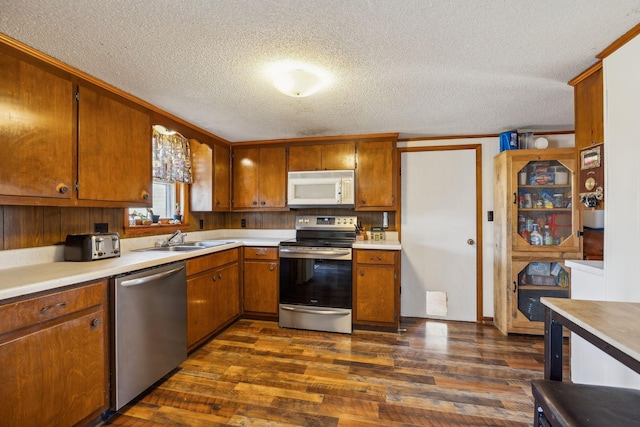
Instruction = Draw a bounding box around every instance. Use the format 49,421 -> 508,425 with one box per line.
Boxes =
64,233 -> 121,261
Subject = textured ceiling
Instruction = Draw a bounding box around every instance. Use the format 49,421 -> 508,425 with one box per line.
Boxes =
1,1 -> 639,142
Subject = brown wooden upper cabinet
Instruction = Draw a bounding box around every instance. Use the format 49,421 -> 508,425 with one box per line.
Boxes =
77,84 -> 152,206
190,140 -> 230,211
355,139 -> 396,210
0,45 -> 75,204
572,64 -> 604,151
0,42 -> 153,207
232,146 -> 286,210
288,142 -> 355,171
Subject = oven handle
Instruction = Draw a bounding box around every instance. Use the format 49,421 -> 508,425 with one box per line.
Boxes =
280,306 -> 350,315
279,248 -> 352,257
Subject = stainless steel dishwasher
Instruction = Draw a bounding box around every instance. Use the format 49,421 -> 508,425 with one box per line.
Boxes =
111,261 -> 187,410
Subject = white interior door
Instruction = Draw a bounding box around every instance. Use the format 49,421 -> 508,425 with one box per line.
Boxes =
401,149 -> 477,322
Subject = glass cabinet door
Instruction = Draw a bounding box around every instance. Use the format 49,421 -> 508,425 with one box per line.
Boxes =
512,158 -> 578,251
510,260 -> 570,331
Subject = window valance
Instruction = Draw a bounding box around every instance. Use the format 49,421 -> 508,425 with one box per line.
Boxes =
152,125 -> 192,183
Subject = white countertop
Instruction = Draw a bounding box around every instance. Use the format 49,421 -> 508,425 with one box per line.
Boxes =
565,260 -> 605,276
0,229 -> 401,301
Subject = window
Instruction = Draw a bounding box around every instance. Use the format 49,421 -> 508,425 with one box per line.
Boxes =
152,181 -> 175,218
124,125 -> 192,234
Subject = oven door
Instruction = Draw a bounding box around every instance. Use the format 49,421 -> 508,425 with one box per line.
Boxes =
279,247 -> 352,308
279,246 -> 352,333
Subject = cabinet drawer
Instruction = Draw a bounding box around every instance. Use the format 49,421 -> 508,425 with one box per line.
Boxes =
355,250 -> 396,265
187,248 -> 239,276
0,281 -> 105,336
244,247 -> 278,261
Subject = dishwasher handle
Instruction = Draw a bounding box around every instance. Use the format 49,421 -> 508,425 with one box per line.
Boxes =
119,265 -> 185,287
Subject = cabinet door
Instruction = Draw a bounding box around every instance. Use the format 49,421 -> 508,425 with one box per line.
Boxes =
511,153 -> 580,254
356,139 -> 395,210
289,145 -> 322,171
191,142 -> 230,211
243,260 -> 279,315
509,259 -> 570,335
232,147 -> 259,208
355,264 -> 396,324
322,143 -> 355,170
187,272 -> 216,348
214,144 -> 230,210
0,310 -> 106,427
258,146 -> 286,208
214,263 -> 240,326
77,84 -> 152,205
574,67 -> 604,150
0,48 -> 74,202
190,140 -> 213,211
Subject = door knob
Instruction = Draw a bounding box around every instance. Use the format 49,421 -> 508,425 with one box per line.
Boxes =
467,239 -> 475,245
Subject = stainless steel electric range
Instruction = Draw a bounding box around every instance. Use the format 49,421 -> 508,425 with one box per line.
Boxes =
278,215 -> 357,334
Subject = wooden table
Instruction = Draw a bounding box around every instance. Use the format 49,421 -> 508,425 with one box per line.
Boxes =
541,297 -> 640,381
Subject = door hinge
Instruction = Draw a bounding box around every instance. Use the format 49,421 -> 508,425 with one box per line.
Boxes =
74,181 -> 79,191
74,91 -> 79,102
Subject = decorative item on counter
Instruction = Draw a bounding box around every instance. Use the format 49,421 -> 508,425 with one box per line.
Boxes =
172,203 -> 182,223
371,227 -> 385,241
147,208 -> 160,224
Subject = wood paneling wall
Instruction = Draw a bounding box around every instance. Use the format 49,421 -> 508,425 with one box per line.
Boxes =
1,205 -> 395,250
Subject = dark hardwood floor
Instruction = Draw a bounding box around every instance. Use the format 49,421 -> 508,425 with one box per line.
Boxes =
106,318 -> 555,426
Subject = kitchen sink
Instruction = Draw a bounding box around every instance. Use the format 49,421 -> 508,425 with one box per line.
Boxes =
134,240 -> 234,252
184,240 -> 235,248
136,245 -> 204,252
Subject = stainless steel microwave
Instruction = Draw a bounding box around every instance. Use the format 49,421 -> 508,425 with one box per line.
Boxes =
287,170 -> 355,208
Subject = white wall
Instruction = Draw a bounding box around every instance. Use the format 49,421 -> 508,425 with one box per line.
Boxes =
398,134 -> 574,318
591,32 -> 640,388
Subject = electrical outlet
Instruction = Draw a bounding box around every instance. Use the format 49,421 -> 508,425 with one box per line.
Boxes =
487,211 -> 494,222
199,219 -> 204,230
94,223 -> 108,233
241,218 -> 246,228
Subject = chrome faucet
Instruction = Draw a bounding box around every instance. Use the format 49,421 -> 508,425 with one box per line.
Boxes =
163,230 -> 184,246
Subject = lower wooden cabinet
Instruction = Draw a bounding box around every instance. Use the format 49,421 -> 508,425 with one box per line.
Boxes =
243,247 -> 279,317
0,280 -> 108,427
186,249 -> 240,351
353,249 -> 400,331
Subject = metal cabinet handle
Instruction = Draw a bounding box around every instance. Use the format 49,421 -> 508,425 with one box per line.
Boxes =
513,281 -> 517,293
40,301 -> 67,313
141,191 -> 150,200
56,183 -> 69,194
91,318 -> 100,327
269,264 -> 275,271
252,201 -> 258,206
360,270 -> 364,276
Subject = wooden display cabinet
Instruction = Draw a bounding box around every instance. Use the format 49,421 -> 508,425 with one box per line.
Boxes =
493,148 -> 581,335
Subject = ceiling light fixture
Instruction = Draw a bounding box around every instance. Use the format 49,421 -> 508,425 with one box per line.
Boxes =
268,62 -> 329,98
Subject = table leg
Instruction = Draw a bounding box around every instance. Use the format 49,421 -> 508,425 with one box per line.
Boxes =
544,306 -> 563,380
